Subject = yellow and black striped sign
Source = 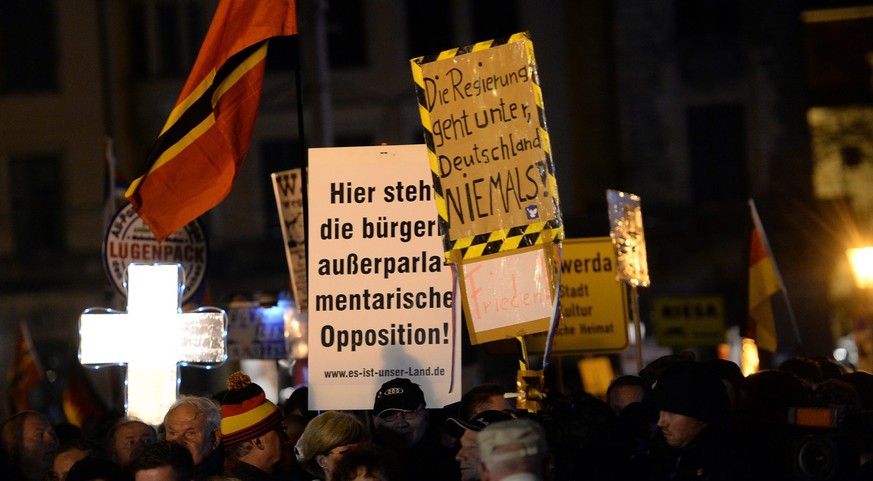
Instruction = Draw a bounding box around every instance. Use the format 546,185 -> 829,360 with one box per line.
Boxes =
411,31 -> 563,263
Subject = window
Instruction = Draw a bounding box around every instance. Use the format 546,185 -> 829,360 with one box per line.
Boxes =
10,154 -> 64,260
0,0 -> 57,93
327,0 -> 368,68
405,1 -> 453,57
128,3 -> 149,78
405,1 -> 519,57
687,104 -> 747,203
471,0 -> 519,42
128,0 -> 210,79
156,2 -> 183,75
675,0 -> 740,38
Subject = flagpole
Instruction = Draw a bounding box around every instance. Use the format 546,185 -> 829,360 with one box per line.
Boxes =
541,242 -> 563,373
631,284 -> 643,372
308,0 -> 334,146
748,199 -> 803,346
293,34 -> 310,307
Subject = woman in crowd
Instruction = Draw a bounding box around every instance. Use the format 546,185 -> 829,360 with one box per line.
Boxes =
298,411 -> 369,481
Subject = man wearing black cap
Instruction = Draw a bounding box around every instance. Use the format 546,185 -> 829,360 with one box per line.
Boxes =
629,361 -> 747,481
373,378 -> 430,451
371,378 -> 457,481
444,410 -> 514,481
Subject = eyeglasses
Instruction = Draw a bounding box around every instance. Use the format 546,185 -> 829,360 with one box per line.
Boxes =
378,408 -> 423,422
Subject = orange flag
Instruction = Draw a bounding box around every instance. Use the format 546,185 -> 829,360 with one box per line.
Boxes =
747,200 -> 784,352
126,0 -> 298,241
6,321 -> 44,415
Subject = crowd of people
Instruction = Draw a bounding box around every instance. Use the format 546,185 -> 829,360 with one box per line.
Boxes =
3,353 -> 873,481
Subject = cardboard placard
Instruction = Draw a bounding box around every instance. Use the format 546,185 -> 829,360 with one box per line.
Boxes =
458,244 -> 556,344
411,32 -> 563,260
272,168 -> 308,311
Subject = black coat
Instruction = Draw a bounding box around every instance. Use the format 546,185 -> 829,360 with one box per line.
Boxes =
629,427 -> 750,481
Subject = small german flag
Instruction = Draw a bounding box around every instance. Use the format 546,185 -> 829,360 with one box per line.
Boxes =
63,355 -> 109,429
747,200 -> 784,352
6,321 -> 44,416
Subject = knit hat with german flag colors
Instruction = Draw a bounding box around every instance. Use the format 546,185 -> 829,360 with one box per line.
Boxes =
219,371 -> 282,446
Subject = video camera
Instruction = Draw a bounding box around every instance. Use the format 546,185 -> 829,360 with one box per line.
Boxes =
785,406 -> 859,481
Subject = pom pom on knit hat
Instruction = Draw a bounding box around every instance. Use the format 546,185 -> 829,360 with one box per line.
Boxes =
219,371 -> 282,446
227,371 -> 251,390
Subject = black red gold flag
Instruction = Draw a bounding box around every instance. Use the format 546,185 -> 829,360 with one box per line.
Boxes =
126,0 -> 298,240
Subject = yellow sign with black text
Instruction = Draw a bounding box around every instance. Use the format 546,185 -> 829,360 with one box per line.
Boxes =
651,296 -> 726,347
410,32 -> 564,261
525,237 -> 629,354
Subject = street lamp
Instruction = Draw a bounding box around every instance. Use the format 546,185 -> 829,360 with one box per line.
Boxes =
847,247 -> 873,288
846,247 -> 873,373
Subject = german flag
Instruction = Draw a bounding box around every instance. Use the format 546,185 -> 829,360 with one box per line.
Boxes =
63,356 -> 109,429
748,200 -> 784,352
126,0 -> 298,241
6,321 -> 44,415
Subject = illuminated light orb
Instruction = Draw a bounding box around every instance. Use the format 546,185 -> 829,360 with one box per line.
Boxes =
740,338 -> 760,377
847,247 -> 873,289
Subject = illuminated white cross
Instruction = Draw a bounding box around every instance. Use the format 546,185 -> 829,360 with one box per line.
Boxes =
79,263 -> 227,425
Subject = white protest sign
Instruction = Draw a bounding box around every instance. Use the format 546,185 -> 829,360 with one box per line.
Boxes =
307,144 -> 459,410
458,245 -> 555,344
227,304 -> 289,360
272,169 -> 308,311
